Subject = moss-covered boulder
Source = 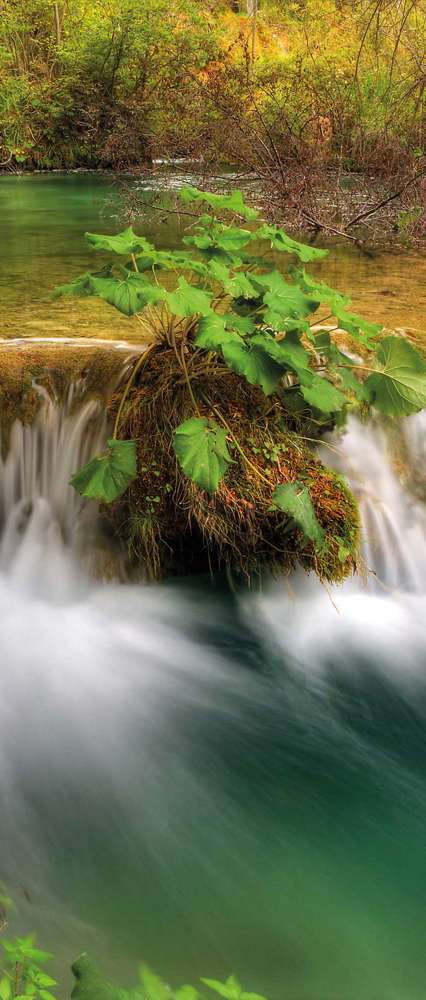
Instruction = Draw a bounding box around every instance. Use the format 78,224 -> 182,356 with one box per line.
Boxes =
109,344 -> 360,583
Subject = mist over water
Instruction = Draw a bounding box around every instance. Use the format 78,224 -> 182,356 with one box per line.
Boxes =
1,392 -> 426,999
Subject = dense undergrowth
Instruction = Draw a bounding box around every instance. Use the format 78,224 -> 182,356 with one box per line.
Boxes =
1,0 -> 425,231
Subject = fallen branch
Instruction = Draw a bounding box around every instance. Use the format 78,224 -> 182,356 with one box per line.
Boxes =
345,167 -> 426,229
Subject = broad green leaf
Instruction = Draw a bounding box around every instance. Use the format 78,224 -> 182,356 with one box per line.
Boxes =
272,482 -> 325,547
90,274 -> 164,317
252,331 -> 313,385
125,254 -> 161,272
253,272 -> 320,323
139,965 -> 171,1000
129,251 -> 208,277
256,224 -> 328,261
207,260 -> 258,299
173,988 -> 200,1000
166,277 -> 212,317
39,991 -> 57,1000
0,977 -> 11,1000
291,268 -> 351,312
22,948 -> 52,963
70,439 -> 137,503
214,227 -> 253,254
300,376 -> 347,413
180,187 -> 259,222
222,339 -> 284,395
35,975 -> 57,988
201,978 -> 240,999
335,308 -> 382,347
183,224 -> 253,256
85,227 -> 154,256
173,418 -> 233,494
365,336 -> 426,415
241,994 -> 268,1000
195,314 -> 243,352
313,334 -> 369,399
333,361 -> 370,402
224,313 -> 256,335
52,272 -> 95,299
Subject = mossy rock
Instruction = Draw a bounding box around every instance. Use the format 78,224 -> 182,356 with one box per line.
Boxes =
109,344 -> 360,584
0,341 -> 136,458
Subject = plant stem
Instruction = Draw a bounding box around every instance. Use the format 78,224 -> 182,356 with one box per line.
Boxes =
113,343 -> 157,439
169,327 -> 201,416
202,394 -> 271,486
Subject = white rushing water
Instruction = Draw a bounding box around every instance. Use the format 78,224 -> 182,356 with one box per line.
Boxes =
0,388 -> 426,999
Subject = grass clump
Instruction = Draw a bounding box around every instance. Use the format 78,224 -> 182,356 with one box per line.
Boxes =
110,344 -> 360,583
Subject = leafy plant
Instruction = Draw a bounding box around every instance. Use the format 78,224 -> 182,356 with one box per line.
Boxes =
71,953 -> 268,1000
55,187 -> 426,553
0,937 -> 57,1000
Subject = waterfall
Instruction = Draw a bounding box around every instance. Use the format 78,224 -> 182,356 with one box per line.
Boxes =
1,386 -> 426,999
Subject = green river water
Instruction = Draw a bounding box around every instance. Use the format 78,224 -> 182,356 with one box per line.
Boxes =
1,173 -> 426,1000
0,173 -> 425,339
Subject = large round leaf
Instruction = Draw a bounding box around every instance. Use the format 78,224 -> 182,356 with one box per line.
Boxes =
173,418 -> 234,495
365,336 -> 426,415
70,439 -> 137,503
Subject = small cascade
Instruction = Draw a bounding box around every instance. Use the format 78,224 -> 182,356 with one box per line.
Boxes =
0,340 -> 142,590
320,412 -> 426,593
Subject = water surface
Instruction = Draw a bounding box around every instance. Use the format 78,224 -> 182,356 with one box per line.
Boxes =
1,173 -> 425,339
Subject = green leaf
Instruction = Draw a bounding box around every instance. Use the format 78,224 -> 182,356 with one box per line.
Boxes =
241,994 -> 268,1000
23,949 -> 52,964
252,331 -> 313,385
224,313 -> 255,336
333,361 -> 370,402
0,977 -> 11,1000
52,272 -> 95,299
173,418 -> 233,495
166,277 -> 212,318
335,308 -> 382,347
39,991 -> 57,1000
207,260 -> 258,299
300,376 -> 347,413
290,268 -> 351,313
180,187 -> 259,222
201,977 -> 241,1000
272,482 -> 325,547
214,227 -> 253,254
256,224 -> 328,261
89,274 -> 164,317
70,439 -> 137,503
35,975 -> 57,988
85,227 -> 154,256
173,988 -> 200,1000
195,314 -> 243,352
365,336 -> 426,416
253,272 -> 320,323
222,339 -> 284,395
139,965 -> 171,1000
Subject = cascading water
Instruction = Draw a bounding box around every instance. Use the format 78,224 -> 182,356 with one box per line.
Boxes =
1,381 -> 426,1000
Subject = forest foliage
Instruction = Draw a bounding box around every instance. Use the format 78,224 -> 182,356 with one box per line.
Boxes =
0,0 -> 425,191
